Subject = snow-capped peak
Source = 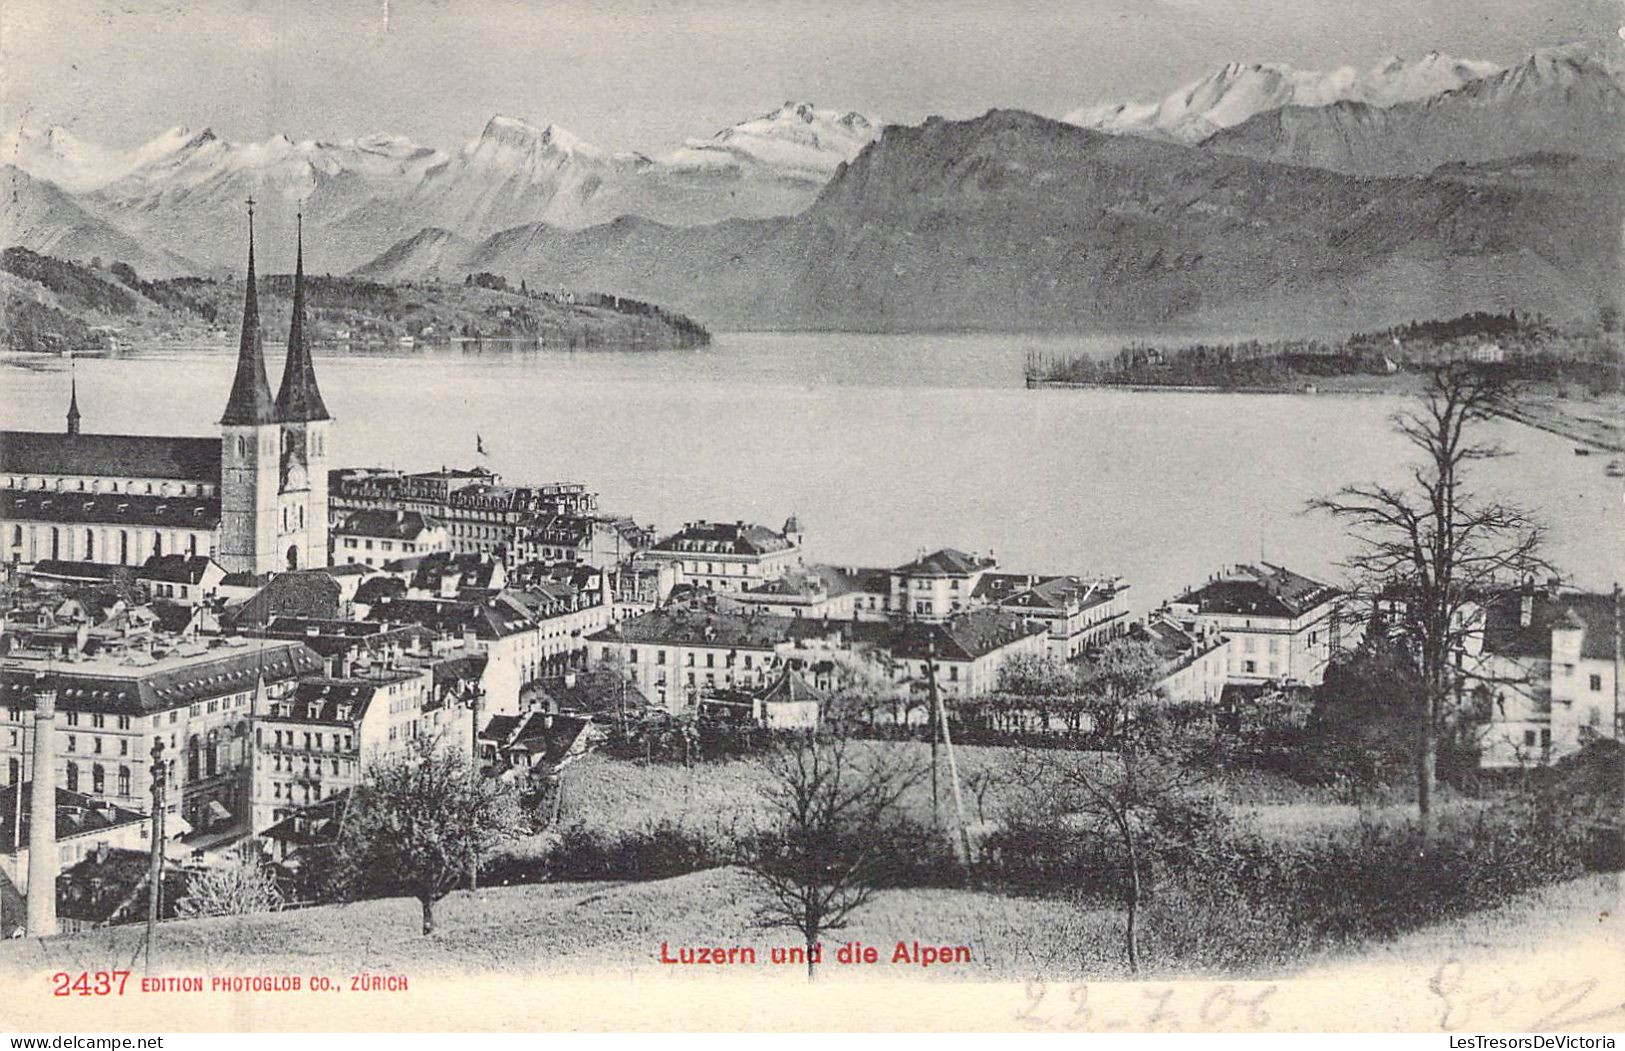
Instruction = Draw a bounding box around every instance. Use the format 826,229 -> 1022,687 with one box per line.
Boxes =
1063,49 -> 1504,143
0,122 -> 208,192
467,115 -> 606,163
659,101 -> 880,179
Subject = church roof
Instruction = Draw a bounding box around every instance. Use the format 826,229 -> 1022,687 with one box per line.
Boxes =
220,204 -> 277,427
274,214 -> 331,423
1,489 -> 220,529
0,431 -> 220,482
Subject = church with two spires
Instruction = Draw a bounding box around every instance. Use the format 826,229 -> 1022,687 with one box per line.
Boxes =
1,204 -> 335,577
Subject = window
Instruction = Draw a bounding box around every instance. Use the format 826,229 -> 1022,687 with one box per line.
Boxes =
1524,730 -> 1537,746
65,734 -> 76,753
65,762 -> 78,792
118,766 -> 130,797
1243,660 -> 1257,675
1590,674 -> 1604,692
92,764 -> 105,794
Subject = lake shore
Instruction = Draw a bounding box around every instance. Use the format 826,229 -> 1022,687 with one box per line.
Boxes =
1027,375 -> 1625,454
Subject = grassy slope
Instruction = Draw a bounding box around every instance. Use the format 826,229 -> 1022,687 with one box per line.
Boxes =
554,744 -> 1341,840
0,865 -> 1615,985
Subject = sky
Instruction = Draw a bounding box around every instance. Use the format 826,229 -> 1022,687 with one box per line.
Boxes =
1,0 -> 1617,154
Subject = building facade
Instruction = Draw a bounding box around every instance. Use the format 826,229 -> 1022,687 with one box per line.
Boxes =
1466,586 -> 1622,768
1,638 -> 322,835
642,520 -> 803,593
328,466 -> 600,561
333,509 -> 452,568
1166,563 -> 1345,687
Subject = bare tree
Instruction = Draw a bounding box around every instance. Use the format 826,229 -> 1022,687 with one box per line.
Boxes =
1074,638 -> 1166,740
747,730 -> 926,979
333,734 -> 521,935
1310,364 -> 1549,837
174,841 -> 283,919
1012,711 -> 1218,975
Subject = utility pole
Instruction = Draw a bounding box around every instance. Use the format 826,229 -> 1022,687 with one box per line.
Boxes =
923,640 -> 968,877
1613,583 -> 1622,742
145,737 -> 167,974
926,637 -> 939,829
929,664 -> 974,879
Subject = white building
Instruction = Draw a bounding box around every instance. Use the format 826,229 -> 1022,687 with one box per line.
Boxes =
642,520 -> 803,593
589,607 -> 795,714
333,509 -> 452,569
1466,586 -> 1621,768
1166,563 -> 1345,687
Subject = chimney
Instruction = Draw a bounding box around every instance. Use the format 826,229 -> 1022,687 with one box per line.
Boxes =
95,840 -> 108,865
26,681 -> 58,936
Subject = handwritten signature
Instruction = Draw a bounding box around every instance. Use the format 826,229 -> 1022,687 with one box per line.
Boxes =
1429,958 -> 1625,1032
1011,959 -> 1625,1032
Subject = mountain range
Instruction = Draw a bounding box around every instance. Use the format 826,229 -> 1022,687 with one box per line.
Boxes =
1202,42 -> 1625,174
1,103 -> 879,273
354,111 -> 1617,332
1063,50 -> 1503,144
1,41 -> 1620,333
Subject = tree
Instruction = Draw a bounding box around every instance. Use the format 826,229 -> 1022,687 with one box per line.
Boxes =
747,730 -> 926,979
1305,635 -> 1421,788
1010,710 -> 1220,975
174,841 -> 283,918
331,735 -> 521,934
1074,638 -> 1166,740
1310,365 -> 1549,837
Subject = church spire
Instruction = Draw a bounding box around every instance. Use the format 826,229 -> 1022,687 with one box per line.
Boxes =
66,360 -> 81,436
275,210 -> 331,422
220,197 -> 277,426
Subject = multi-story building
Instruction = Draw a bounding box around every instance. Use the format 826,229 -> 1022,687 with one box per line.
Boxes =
0,786 -> 149,895
642,520 -> 803,593
1122,615 -> 1231,704
248,659 -> 472,832
887,607 -> 1051,701
589,607 -> 796,713
889,549 -> 997,622
1466,585 -> 1621,768
0,636 -> 322,834
1166,563 -> 1344,687
135,554 -> 226,606
992,574 -> 1130,659
512,513 -> 651,570
2,206 -> 334,576
369,580 -> 610,715
328,466 -> 598,561
332,509 -> 452,569
731,566 -> 866,621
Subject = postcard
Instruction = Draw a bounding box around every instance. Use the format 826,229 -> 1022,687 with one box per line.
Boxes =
0,0 -> 1620,1035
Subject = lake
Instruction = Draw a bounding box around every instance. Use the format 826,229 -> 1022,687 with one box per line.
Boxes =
2,332 -> 1619,615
